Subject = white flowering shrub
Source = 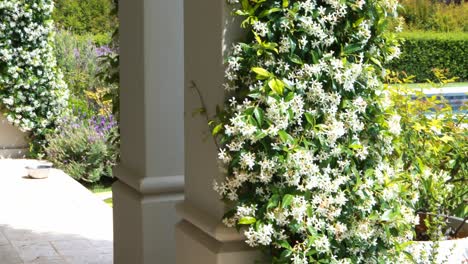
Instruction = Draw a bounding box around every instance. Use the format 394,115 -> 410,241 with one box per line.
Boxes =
0,0 -> 68,136
213,0 -> 418,263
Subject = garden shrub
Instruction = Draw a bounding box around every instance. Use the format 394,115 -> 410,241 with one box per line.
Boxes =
54,30 -> 114,116
0,0 -> 68,146
388,31 -> 468,82
211,0 -> 418,263
96,0 -> 120,120
400,0 -> 468,32
45,114 -> 119,183
387,72 -> 468,221
53,0 -> 117,45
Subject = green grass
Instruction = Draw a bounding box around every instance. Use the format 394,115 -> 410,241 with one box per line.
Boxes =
82,177 -> 115,194
88,184 -> 112,194
80,178 -> 114,207
392,82 -> 468,89
104,198 -> 113,207
406,82 -> 468,88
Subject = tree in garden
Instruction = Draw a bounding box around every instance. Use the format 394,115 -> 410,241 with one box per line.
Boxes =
0,0 -> 68,145
212,0 -> 418,263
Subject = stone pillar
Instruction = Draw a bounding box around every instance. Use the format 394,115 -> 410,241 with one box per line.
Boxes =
175,1 -> 262,263
113,0 -> 184,263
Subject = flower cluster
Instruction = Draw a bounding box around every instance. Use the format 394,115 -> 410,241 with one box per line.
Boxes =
213,0 -> 417,263
0,0 -> 68,134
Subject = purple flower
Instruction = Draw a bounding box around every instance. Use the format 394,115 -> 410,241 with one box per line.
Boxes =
73,48 -> 80,58
96,45 -> 113,57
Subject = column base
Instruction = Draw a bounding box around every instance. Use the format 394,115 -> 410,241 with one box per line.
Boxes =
113,179 -> 183,264
176,220 -> 264,264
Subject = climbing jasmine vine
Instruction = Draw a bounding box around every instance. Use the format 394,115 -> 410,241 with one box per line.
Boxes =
0,0 -> 68,135
211,0 -> 417,263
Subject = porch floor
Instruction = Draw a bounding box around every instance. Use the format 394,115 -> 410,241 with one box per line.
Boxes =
0,159 -> 113,264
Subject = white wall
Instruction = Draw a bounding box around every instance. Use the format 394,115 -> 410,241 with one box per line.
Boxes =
0,114 -> 28,158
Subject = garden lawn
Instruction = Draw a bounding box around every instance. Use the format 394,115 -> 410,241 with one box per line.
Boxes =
83,179 -> 114,207
406,82 -> 468,89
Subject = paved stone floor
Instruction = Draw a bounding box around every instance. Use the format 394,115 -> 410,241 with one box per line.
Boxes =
0,159 -> 113,264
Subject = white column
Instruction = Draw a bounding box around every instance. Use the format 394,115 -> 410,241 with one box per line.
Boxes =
114,0 -> 184,263
175,1 -> 263,263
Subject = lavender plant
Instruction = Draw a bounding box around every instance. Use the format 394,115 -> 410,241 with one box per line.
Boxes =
45,114 -> 118,183
211,0 -> 418,263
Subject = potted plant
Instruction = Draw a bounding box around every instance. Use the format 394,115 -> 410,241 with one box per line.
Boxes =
388,71 -> 468,263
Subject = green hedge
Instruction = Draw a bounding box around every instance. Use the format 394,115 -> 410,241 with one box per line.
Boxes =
53,0 -> 117,44
388,31 -> 468,82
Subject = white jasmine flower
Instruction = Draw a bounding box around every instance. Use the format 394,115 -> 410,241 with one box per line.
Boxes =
388,115 -> 401,135
253,21 -> 268,37
240,152 -> 256,170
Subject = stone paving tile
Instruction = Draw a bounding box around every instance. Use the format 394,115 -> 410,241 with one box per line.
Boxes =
51,239 -> 93,252
63,253 -> 113,264
13,241 -> 60,262
0,230 -> 9,246
0,244 -> 23,264
3,228 -> 36,242
23,256 -> 67,264
0,159 -> 114,264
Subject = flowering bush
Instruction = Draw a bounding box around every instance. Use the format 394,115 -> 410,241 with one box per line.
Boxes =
45,114 -> 118,183
0,0 -> 68,138
54,29 -> 116,117
212,0 -> 418,263
387,72 -> 468,239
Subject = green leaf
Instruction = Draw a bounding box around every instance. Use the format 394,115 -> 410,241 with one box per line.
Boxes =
212,124 -> 223,135
254,131 -> 267,140
349,143 -> 362,150
280,249 -> 292,259
267,194 -> 280,210
278,130 -> 293,144
254,33 -> 262,44
235,10 -> 250,16
262,42 -> 279,53
285,91 -> 295,101
304,112 -> 315,125
238,216 -> 256,225
253,107 -> 264,126
241,0 -> 251,11
282,0 -> 289,8
353,18 -> 365,28
259,7 -> 281,17
252,67 -> 271,80
289,54 -> 303,65
279,240 -> 292,250
352,166 -> 362,190
370,57 -> 382,68
282,194 -> 294,208
381,210 -> 393,221
344,44 -> 362,54
268,78 -> 285,95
